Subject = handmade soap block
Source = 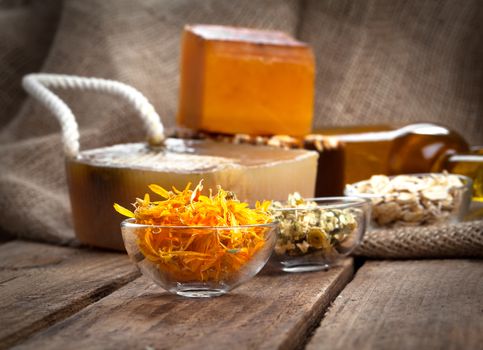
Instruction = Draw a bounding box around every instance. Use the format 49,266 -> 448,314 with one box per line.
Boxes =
173,130 -> 346,197
178,25 -> 315,136
66,139 -> 318,251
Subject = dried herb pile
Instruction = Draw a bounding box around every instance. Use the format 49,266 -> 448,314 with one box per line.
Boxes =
114,181 -> 273,282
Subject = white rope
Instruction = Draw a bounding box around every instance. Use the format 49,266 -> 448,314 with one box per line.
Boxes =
22,73 -> 165,158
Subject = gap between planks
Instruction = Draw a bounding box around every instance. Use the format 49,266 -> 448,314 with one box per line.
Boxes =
0,240 -> 140,350
12,259 -> 354,350
0,232 -> 13,245
297,256 -> 366,349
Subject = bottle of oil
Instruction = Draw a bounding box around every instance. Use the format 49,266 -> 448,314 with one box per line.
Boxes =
432,146 -> 483,202
313,123 -> 470,185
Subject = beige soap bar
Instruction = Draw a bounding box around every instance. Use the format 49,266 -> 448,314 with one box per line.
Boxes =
66,139 -> 318,250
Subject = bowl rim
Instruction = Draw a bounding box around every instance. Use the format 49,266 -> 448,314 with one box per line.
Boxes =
272,196 -> 370,211
121,217 -> 279,230
344,173 -> 473,198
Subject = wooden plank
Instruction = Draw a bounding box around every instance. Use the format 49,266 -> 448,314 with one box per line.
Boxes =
13,259 -> 354,350
0,241 -> 139,349
307,260 -> 483,350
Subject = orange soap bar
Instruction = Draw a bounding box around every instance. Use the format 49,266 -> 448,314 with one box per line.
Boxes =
178,25 -> 315,136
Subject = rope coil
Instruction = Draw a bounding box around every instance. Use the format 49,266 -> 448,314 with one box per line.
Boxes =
22,73 -> 165,158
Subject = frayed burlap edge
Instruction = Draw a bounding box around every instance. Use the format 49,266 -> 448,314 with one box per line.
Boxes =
354,220 -> 483,259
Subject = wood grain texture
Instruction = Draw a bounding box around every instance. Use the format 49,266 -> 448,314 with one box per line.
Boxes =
307,260 -> 483,350
13,259 -> 354,350
0,241 -> 139,349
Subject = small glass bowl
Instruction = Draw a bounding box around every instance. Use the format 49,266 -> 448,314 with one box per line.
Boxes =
270,197 -> 370,273
121,219 -> 278,298
344,173 -> 473,229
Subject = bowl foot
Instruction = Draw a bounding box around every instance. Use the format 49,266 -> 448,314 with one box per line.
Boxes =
173,286 -> 228,298
281,263 -> 330,273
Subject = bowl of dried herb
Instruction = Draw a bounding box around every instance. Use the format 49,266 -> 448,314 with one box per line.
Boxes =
115,180 -> 277,298
270,194 -> 370,272
345,173 -> 472,228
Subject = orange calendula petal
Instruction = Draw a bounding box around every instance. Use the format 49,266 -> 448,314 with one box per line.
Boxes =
113,203 -> 135,218
149,184 -> 171,199
190,179 -> 204,203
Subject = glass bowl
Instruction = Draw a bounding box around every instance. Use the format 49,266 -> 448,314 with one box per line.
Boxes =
344,173 -> 473,229
270,197 -> 370,272
121,219 -> 278,298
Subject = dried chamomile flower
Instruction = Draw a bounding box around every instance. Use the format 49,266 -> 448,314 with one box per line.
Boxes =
271,193 -> 358,256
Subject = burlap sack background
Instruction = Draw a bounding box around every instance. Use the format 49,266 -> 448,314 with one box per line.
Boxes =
1,0 -> 482,247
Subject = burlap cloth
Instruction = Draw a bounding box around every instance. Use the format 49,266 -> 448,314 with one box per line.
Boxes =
1,0 -> 482,258
355,220 -> 483,259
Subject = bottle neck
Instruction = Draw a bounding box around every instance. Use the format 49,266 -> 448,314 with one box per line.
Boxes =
433,150 -> 483,172
315,123 -> 456,143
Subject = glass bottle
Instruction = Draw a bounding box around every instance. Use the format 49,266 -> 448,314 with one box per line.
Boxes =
313,123 -> 470,185
432,146 -> 483,202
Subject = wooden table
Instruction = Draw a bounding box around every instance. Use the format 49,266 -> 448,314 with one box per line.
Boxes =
1,240 -> 482,350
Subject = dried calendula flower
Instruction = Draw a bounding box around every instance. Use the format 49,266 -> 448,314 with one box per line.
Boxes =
114,180 -> 273,282
346,172 -> 469,227
271,193 -> 358,257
